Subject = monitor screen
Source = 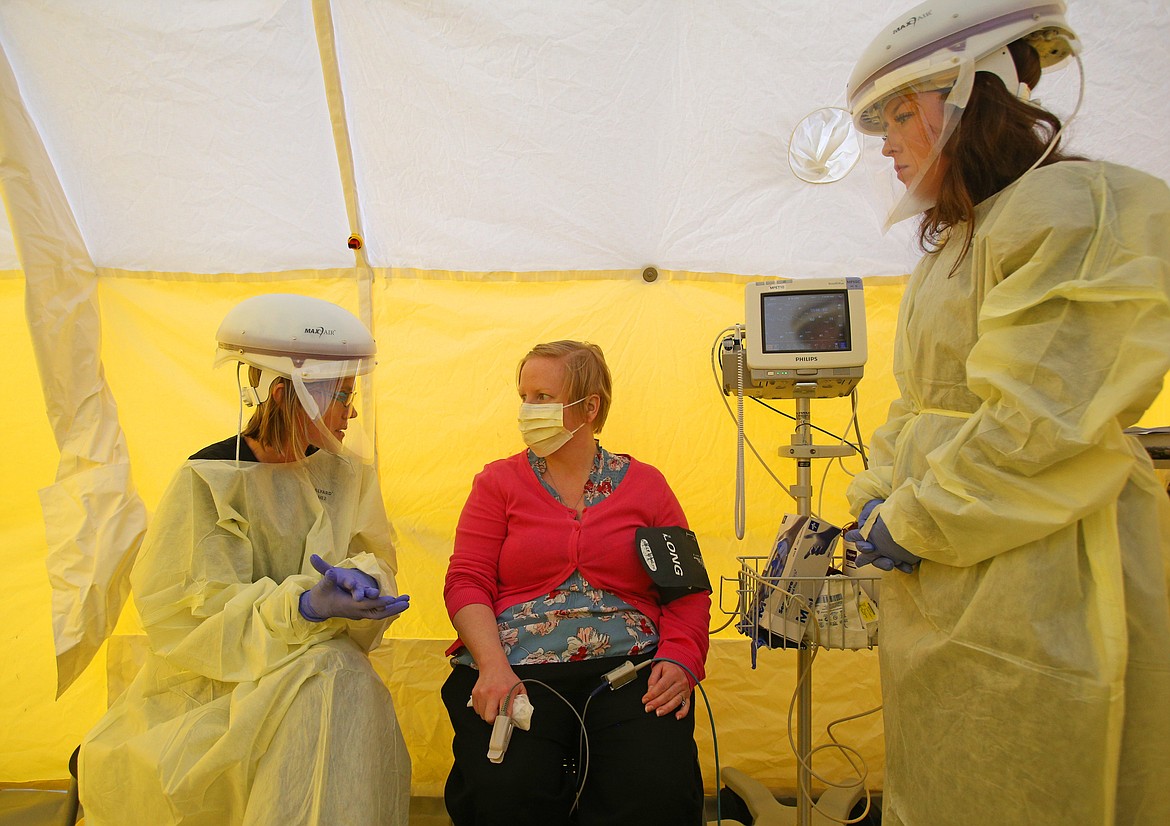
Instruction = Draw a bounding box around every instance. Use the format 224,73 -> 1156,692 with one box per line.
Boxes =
738,277 -> 867,397
760,290 -> 851,354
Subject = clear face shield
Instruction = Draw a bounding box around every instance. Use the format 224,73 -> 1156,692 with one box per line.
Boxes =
853,59 -> 976,232
290,364 -> 374,463
228,353 -> 377,464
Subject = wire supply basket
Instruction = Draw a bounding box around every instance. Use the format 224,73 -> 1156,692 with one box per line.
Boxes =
722,556 -> 880,653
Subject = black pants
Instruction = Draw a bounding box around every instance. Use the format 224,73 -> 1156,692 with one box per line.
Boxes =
441,654 -> 704,826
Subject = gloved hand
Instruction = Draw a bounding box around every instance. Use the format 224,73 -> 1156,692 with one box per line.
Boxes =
844,499 -> 921,574
299,553 -> 411,621
316,553 -> 382,599
856,498 -> 881,529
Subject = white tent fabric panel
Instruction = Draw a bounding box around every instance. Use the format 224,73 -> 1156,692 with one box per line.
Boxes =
334,0 -> 925,275
3,0 -> 1167,278
0,35 -> 148,695
0,0 -> 355,273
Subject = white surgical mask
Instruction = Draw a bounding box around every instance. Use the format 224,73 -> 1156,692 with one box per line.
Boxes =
518,398 -> 585,457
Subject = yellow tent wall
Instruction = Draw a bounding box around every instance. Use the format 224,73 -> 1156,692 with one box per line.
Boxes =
5,271 -> 1167,796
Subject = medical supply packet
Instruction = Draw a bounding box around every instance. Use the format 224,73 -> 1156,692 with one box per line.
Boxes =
812,575 -> 878,649
741,513 -> 840,648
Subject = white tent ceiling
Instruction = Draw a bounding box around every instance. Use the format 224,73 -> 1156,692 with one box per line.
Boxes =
2,0 -> 1168,280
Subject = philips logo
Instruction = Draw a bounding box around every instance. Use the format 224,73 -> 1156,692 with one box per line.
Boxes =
304,326 -> 336,337
640,539 -> 657,572
794,356 -> 818,362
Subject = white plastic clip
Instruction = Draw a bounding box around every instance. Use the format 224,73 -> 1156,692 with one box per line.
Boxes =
240,386 -> 260,408
487,715 -> 515,763
485,695 -> 534,763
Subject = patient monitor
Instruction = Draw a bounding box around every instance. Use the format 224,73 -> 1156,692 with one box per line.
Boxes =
721,277 -> 867,399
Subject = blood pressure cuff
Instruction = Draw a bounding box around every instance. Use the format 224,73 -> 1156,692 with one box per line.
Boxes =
635,526 -> 712,603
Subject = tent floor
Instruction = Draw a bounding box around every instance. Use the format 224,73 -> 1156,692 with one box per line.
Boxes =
0,784 -> 457,825
1,781 -> 879,825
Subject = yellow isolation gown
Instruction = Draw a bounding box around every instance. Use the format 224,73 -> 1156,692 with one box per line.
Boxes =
848,161 -> 1170,825
80,446 -> 410,825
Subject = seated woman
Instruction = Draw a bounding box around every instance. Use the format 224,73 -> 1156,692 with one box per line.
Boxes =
442,340 -> 710,826
79,293 -> 411,825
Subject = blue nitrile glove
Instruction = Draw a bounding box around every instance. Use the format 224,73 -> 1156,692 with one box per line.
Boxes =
856,499 -> 881,529
299,553 -> 411,621
315,553 -> 381,599
844,499 -> 921,574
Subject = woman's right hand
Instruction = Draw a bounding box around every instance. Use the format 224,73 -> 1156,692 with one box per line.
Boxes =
469,662 -> 526,724
451,604 -> 527,723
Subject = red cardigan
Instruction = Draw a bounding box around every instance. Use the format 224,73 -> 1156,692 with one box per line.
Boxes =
444,451 -> 710,682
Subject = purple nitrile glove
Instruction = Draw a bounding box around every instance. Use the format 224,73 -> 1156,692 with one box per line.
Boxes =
299,553 -> 412,621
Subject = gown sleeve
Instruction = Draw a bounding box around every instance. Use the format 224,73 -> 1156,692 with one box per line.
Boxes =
132,461 -> 396,683
886,164 -> 1170,565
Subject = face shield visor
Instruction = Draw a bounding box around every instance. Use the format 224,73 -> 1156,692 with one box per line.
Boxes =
218,352 -> 377,464
289,359 -> 374,462
851,57 -> 977,232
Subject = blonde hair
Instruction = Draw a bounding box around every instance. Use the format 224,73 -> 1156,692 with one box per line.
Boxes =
517,340 -> 613,432
241,367 -> 311,458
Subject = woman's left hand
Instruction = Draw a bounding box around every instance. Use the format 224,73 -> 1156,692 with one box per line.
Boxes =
642,661 -> 693,720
